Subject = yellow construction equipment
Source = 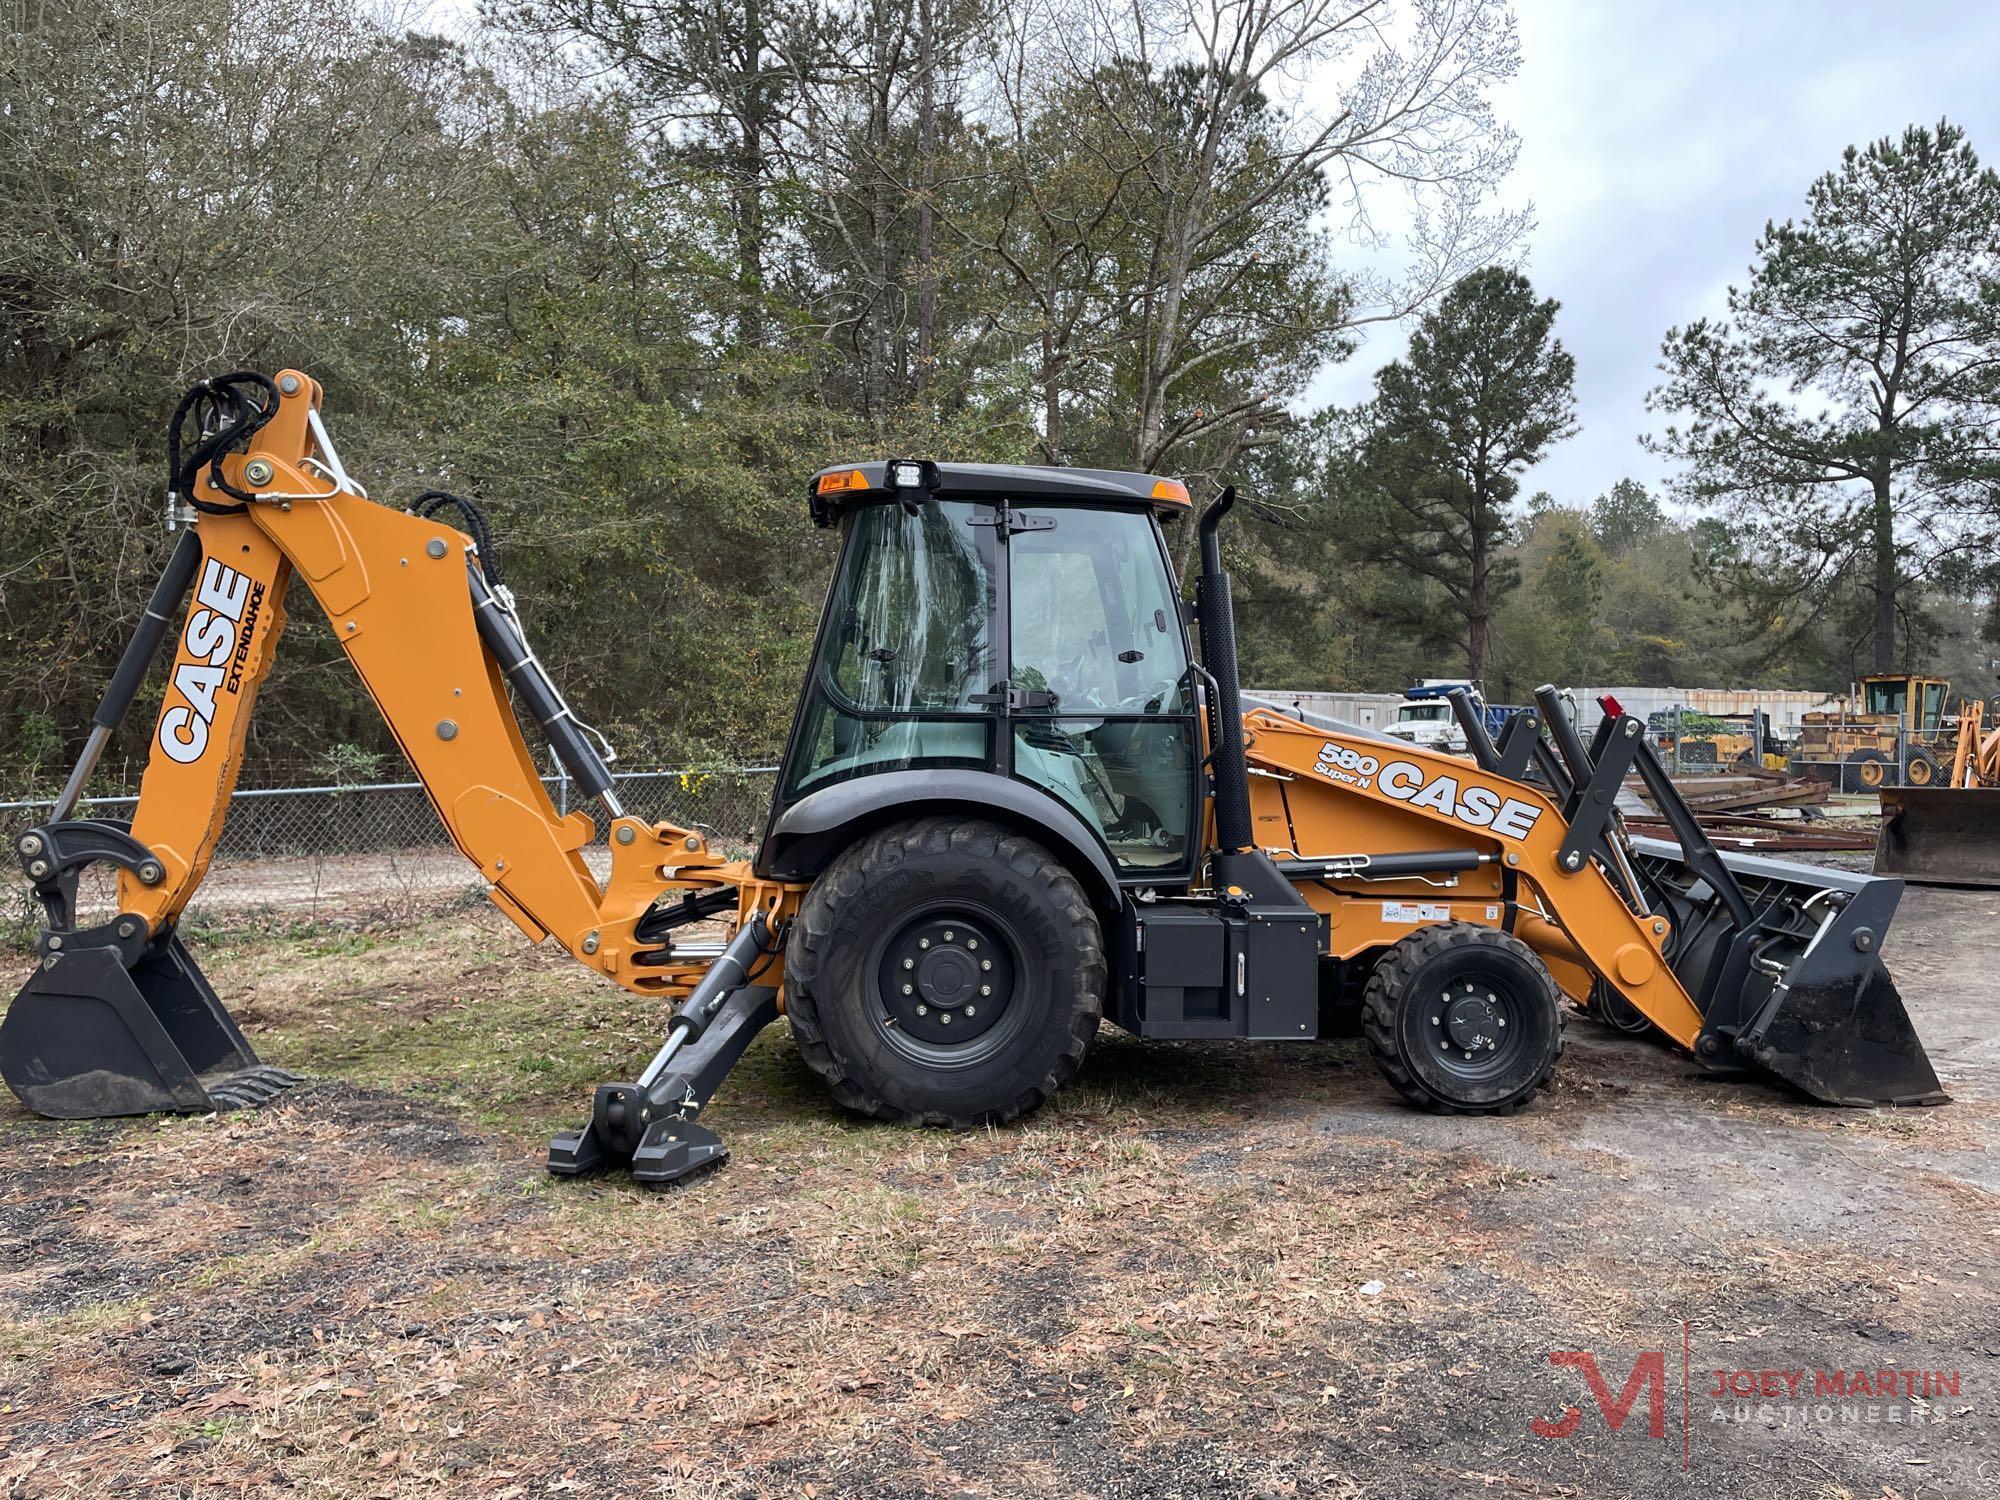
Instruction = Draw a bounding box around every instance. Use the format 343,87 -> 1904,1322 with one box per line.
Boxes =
1876,697 -> 2000,886
3,374 -> 1948,1184
1797,673 -> 1954,789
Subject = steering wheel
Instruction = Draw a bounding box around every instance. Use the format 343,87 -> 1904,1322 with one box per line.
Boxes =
1116,675 -> 1184,714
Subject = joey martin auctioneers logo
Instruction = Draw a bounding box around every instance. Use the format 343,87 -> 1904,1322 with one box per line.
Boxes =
1528,1324 -> 1967,1468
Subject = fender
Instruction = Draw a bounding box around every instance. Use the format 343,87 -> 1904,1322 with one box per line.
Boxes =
758,769 -> 1124,910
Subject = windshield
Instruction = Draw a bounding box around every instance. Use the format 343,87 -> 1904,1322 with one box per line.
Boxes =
1864,680 -> 1907,717
819,500 -> 992,712
1398,703 -> 1448,722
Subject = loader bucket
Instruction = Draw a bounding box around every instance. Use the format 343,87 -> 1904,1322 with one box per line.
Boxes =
1875,786 -> 2000,888
1,932 -> 299,1118
1628,836 -> 1947,1107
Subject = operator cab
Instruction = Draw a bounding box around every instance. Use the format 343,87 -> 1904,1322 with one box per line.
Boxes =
770,461 -> 1201,882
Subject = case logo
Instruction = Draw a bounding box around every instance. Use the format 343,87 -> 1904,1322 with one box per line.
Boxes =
1314,741 -> 1543,842
158,559 -> 265,765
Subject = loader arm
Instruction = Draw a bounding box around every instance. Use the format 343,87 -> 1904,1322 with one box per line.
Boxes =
1238,708 -> 1706,1047
1239,698 -> 1944,1107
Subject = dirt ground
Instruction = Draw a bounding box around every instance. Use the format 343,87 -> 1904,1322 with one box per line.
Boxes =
1,871 -> 1995,1498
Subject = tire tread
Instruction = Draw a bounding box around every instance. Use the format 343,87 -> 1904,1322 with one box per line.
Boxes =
784,816 -> 1104,1128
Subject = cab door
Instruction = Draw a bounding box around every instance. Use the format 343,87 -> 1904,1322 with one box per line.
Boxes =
1000,506 -> 1198,882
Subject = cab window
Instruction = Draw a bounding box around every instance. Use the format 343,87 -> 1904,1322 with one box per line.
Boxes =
784,501 -> 995,795
1009,509 -> 1188,714
1007,508 -> 1195,877
1864,680 -> 1907,717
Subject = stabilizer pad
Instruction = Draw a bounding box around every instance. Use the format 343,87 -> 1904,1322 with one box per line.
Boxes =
631,1118 -> 728,1187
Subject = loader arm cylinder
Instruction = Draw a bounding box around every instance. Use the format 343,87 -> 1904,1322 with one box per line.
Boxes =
52,528 -> 206,821
1533,685 -> 1599,811
1531,685 -> 1649,912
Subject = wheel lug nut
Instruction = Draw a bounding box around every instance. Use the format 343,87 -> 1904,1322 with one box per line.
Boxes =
980,984 -> 991,996
966,938 -> 978,950
916,1004 -> 928,1015
1430,1016 -> 1440,1026
940,1013 -> 952,1025
980,959 -> 992,972
903,958 -> 914,970
1497,1017 -> 1507,1027
943,930 -> 955,942
965,1005 -> 976,1017
902,984 -> 913,995
920,938 -> 931,950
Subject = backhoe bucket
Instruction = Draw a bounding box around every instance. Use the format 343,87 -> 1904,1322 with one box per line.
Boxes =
1875,787 -> 2000,887
2,932 -> 299,1118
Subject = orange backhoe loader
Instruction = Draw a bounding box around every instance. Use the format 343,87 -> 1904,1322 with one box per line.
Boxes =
3,374 -> 1947,1185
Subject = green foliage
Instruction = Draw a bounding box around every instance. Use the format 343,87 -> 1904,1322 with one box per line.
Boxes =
1649,120 -> 2000,674
1338,268 -> 1578,681
1,0 -> 1533,781
312,744 -> 388,789
1590,478 -> 1665,556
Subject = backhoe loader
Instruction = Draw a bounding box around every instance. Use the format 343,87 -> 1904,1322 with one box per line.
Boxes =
3,373 -> 1947,1185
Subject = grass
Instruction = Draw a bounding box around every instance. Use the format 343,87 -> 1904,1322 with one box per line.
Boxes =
0,903 -> 1993,1497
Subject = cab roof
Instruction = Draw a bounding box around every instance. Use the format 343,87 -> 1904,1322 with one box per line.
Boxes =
809,460 -> 1191,526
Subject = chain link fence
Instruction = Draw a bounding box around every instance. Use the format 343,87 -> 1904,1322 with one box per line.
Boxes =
3,766 -> 778,937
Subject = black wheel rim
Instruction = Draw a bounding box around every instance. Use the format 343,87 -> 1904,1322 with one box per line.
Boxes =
1413,973 -> 1532,1084
868,904 -> 1026,1068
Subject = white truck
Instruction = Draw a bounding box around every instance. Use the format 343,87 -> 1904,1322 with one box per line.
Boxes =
1383,679 -> 1479,753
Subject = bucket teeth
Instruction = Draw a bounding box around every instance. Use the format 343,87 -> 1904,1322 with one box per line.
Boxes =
203,1067 -> 305,1110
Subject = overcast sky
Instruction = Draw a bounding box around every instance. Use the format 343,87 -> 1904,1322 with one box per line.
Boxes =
1307,0 -> 2000,508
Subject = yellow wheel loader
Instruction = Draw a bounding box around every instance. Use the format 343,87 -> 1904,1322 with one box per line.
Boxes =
3,374 -> 1947,1185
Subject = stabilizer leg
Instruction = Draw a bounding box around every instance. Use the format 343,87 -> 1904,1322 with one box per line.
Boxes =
547,985 -> 780,1186
548,911 -> 779,1186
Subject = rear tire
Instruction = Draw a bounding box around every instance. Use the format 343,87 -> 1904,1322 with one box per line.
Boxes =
1363,923 -> 1564,1114
785,817 -> 1104,1127
1904,747 -> 1941,787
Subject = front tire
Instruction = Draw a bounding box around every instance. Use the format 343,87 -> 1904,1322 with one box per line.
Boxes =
1847,748 -> 1891,792
785,817 -> 1104,1127
1363,923 -> 1564,1114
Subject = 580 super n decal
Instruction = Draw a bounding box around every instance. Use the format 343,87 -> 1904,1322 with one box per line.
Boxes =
157,558 -> 266,764
1314,740 -> 1543,840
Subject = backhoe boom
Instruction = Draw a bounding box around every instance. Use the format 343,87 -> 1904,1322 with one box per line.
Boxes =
5,371 -> 795,1128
